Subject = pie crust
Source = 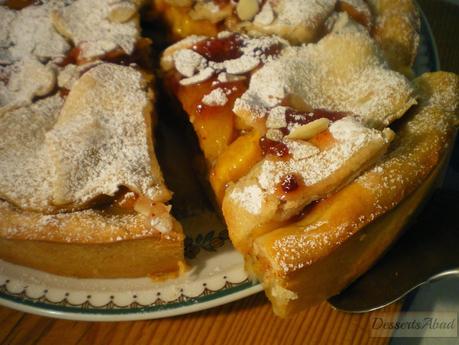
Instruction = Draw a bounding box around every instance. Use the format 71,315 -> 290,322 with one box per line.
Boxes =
0,0 -> 186,279
153,0 -> 419,74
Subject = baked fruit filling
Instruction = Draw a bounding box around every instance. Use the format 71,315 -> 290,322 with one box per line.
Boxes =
161,16 -> 416,249
0,0 -> 186,278
152,0 -> 419,74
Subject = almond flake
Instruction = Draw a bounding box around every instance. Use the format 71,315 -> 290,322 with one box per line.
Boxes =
286,118 -> 330,140
236,0 -> 260,21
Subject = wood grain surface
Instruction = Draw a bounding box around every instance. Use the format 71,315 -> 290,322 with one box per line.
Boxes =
0,294 -> 400,345
0,1 -> 457,345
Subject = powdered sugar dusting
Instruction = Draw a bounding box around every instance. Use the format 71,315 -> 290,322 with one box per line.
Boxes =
235,15 -> 416,129
259,73 -> 459,274
0,63 -> 169,212
53,0 -> 139,60
0,3 -> 68,109
6,3 -> 70,63
0,95 -> 63,211
202,88 -> 228,106
47,63 -> 168,207
229,185 -> 264,215
229,117 -> 390,218
165,33 -> 287,87
0,200 -> 172,243
259,119 -> 386,191
274,0 -> 336,26
0,56 -> 57,110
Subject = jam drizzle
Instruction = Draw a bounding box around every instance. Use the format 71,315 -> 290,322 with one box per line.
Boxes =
192,33 -> 282,64
259,136 -> 289,157
285,108 -> 347,128
280,174 -> 299,193
193,35 -> 243,63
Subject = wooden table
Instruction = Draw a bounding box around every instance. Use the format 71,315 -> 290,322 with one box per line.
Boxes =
1,1 -> 458,344
0,295 -> 400,345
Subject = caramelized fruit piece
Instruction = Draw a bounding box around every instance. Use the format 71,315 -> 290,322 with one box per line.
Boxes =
210,130 -> 263,202
154,0 -> 218,38
176,78 -> 247,162
308,129 -> 336,150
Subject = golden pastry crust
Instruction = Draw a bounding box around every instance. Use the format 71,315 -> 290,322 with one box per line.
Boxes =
0,1 -> 186,279
153,0 -> 419,74
247,72 -> 459,317
0,201 -> 186,278
368,0 -> 420,76
0,64 -> 185,277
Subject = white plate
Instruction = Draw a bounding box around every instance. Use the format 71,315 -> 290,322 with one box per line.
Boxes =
0,8 -> 438,321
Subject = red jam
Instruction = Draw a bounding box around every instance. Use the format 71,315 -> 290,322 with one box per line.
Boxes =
59,88 -> 70,97
193,35 -> 243,63
259,136 -> 289,157
280,174 -> 300,193
192,34 -> 282,63
285,108 -> 347,127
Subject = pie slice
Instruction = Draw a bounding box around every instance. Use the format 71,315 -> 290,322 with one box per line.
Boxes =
161,17 -> 416,253
0,0 -> 186,279
152,0 -> 419,74
247,72 -> 459,316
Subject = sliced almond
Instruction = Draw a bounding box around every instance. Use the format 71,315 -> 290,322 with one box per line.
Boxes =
134,196 -> 172,217
108,3 -> 137,23
286,118 -> 330,140
51,11 -> 72,40
382,128 -> 396,142
179,67 -> 214,86
236,0 -> 260,21
254,2 -> 274,26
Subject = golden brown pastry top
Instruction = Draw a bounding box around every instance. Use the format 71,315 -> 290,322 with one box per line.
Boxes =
0,1 -> 176,237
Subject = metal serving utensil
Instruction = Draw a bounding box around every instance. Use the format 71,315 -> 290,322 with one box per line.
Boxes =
328,187 -> 459,313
